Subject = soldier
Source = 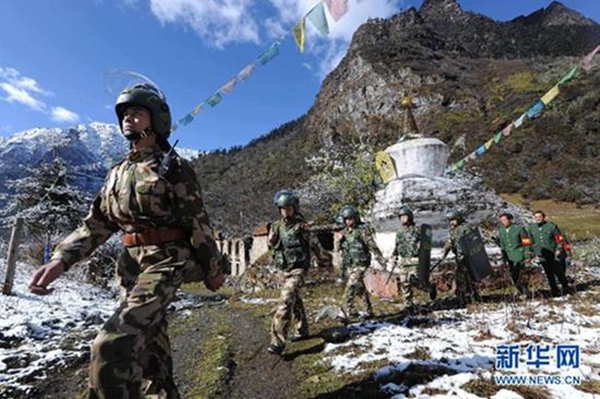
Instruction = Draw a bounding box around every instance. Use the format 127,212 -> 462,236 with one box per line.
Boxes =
497,212 -> 533,296
267,191 -> 311,355
527,210 -> 572,296
389,206 -> 436,311
336,205 -> 386,323
28,83 -> 225,399
440,210 -> 481,306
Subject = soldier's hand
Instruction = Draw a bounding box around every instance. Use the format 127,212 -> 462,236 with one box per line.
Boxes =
205,273 -> 226,292
29,260 -> 66,295
555,250 -> 562,257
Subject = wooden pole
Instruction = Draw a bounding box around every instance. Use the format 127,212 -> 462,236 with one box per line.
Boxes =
3,217 -> 24,295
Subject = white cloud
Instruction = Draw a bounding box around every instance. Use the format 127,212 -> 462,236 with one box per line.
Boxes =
148,0 -> 260,48
0,82 -> 47,112
132,0 -> 401,76
0,67 -> 52,96
51,107 -> 80,123
0,66 -> 79,124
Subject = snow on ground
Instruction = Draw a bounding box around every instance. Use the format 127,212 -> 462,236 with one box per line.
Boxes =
0,261 -> 116,397
323,269 -> 600,398
239,296 -> 278,305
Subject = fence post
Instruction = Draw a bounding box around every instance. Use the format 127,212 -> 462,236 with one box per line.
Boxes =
3,217 -> 24,295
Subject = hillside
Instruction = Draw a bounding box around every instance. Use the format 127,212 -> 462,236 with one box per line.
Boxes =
191,0 -> 600,237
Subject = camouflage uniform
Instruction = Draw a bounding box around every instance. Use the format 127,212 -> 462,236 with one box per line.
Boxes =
390,224 -> 422,306
442,224 -> 480,305
339,224 -> 384,317
268,215 -> 310,350
51,145 -> 221,399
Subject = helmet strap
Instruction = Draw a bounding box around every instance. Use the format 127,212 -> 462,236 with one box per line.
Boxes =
122,127 -> 154,142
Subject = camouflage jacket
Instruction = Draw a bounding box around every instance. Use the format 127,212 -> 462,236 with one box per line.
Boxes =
269,215 -> 311,271
391,224 -> 420,261
442,224 -> 471,262
339,224 -> 384,269
51,144 -> 221,279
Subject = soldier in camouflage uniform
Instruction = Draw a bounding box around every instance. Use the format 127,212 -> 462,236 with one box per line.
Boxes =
440,210 -> 481,306
29,83 -> 225,399
389,206 -> 436,310
337,205 -> 385,322
527,210 -> 572,296
496,212 -> 533,296
267,191 -> 311,355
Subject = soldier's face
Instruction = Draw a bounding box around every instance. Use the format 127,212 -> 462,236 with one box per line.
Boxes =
279,206 -> 295,219
344,217 -> 356,227
500,216 -> 512,227
122,106 -> 151,133
534,213 -> 545,223
400,215 -> 410,225
449,219 -> 459,228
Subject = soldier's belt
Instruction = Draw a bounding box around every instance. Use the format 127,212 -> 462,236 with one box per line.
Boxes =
122,228 -> 188,247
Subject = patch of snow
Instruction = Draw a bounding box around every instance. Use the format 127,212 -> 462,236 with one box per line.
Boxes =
323,269 -> 600,398
239,296 -> 278,305
0,261 -> 115,396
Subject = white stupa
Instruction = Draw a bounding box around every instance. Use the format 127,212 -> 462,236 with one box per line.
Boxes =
368,97 -> 524,258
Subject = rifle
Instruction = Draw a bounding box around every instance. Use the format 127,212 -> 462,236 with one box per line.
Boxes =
429,259 -> 443,273
385,260 -> 398,285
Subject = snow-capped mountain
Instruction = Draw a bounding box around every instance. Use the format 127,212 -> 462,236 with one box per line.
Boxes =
0,123 -> 202,198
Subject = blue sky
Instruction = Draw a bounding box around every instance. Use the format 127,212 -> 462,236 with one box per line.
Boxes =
0,0 -> 598,151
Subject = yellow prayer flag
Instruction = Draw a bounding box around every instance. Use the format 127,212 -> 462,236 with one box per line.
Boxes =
541,85 -> 560,105
293,18 -> 306,53
375,151 -> 396,184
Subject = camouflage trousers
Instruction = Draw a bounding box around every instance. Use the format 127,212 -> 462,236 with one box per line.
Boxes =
343,266 -> 372,317
270,268 -> 309,348
454,259 -> 479,305
398,259 -> 419,306
88,241 -> 192,399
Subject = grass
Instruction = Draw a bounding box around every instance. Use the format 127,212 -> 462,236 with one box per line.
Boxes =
184,309 -> 233,399
500,193 -> 600,240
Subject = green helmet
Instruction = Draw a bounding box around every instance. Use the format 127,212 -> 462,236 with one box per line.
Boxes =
115,83 -> 172,139
399,205 -> 414,221
273,190 -> 299,210
339,205 -> 360,221
445,209 -> 464,222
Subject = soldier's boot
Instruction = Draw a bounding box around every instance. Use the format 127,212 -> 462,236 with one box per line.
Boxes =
428,284 -> 437,301
363,291 -> 374,319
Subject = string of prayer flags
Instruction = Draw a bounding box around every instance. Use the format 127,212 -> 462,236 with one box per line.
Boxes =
446,43 -> 600,174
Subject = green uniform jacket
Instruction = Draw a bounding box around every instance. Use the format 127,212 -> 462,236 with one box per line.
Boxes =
270,216 -> 311,271
51,144 -> 222,279
497,225 -> 531,263
391,224 -> 420,260
527,221 -> 563,256
340,224 -> 384,269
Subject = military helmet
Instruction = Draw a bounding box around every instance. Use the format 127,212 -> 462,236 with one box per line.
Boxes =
445,209 -> 464,222
339,205 -> 360,221
273,190 -> 299,210
115,83 -> 172,138
399,205 -> 414,220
